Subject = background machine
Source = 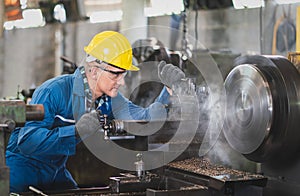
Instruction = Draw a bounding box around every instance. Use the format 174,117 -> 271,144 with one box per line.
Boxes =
0,100 -> 44,195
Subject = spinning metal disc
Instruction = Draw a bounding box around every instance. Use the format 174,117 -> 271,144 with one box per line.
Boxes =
224,64 -> 273,154
224,55 -> 300,163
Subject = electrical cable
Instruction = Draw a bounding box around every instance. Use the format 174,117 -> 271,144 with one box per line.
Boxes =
259,5 -> 263,54
272,14 -> 285,54
195,7 -> 198,50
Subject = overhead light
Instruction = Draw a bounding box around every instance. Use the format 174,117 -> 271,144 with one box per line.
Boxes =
89,10 -> 122,23
275,0 -> 300,4
232,0 -> 264,9
4,9 -> 45,30
53,4 -> 67,23
84,0 -> 121,6
145,0 -> 183,17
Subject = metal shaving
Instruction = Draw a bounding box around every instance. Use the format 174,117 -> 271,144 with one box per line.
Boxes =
168,157 -> 264,180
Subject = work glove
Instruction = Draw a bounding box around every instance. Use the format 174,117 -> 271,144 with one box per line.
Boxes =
75,111 -> 103,140
158,61 -> 185,89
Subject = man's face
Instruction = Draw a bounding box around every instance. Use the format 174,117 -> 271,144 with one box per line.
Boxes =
91,63 -> 127,98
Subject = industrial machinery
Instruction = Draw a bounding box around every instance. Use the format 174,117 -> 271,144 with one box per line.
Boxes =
62,56 -> 269,196
224,55 -> 300,196
65,54 -> 300,196
10,52 -> 300,196
0,100 -> 44,196
23,116 -> 268,196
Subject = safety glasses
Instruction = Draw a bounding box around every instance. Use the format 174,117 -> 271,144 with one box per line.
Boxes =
94,65 -> 127,81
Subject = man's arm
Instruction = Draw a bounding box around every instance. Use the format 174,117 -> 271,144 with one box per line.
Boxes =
17,82 -> 77,156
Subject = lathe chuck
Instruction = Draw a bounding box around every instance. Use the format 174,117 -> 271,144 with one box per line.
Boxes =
223,55 -> 300,163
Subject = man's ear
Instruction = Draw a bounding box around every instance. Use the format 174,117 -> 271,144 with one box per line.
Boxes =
89,67 -> 98,80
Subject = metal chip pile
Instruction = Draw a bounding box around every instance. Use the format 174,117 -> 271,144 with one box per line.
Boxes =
168,157 -> 264,180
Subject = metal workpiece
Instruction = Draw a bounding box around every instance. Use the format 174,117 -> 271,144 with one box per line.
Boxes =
224,64 -> 273,155
224,55 -> 300,163
24,104 -> 44,121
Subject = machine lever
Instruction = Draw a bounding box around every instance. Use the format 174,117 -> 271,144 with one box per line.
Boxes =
29,186 -> 48,196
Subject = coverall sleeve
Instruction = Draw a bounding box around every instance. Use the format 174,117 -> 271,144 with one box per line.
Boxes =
112,87 -> 170,120
17,85 -> 77,156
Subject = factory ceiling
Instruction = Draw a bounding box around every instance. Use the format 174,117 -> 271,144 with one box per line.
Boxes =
4,0 -> 235,23
4,0 -> 300,24
5,0 -> 124,22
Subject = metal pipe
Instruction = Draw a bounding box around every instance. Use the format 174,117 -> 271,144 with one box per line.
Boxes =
297,6 -> 300,52
25,104 -> 44,121
0,0 -> 4,38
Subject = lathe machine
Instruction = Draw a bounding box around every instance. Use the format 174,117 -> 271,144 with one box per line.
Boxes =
2,53 -> 300,196
68,54 -> 300,196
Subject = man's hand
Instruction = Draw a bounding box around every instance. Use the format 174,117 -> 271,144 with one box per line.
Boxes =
75,111 -> 102,139
158,61 -> 185,89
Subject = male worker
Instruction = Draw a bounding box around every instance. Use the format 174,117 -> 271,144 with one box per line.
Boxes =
6,31 -> 185,193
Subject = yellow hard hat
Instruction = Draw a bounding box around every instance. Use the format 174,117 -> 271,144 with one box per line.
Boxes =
84,31 -> 139,71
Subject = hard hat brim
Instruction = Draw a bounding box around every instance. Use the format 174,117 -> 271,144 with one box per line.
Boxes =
86,54 -> 139,71
128,64 -> 140,71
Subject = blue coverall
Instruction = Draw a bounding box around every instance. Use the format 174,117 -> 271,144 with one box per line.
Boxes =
6,67 -> 169,193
